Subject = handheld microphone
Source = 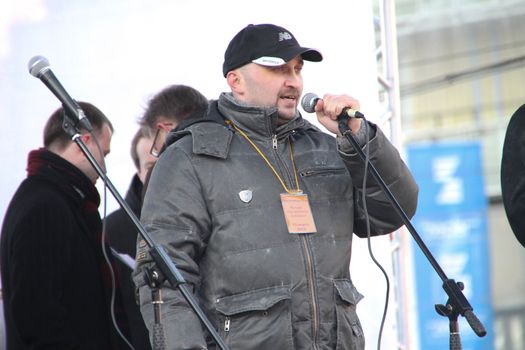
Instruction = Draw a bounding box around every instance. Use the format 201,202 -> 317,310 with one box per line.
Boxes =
301,92 -> 364,118
28,56 -> 93,132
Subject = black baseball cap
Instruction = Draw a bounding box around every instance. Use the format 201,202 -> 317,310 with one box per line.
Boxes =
222,24 -> 323,77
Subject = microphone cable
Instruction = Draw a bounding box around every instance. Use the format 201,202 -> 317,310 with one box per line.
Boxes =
91,133 -> 136,350
347,116 -> 390,350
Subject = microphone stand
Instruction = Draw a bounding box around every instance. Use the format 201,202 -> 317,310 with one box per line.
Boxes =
337,114 -> 486,350
62,112 -> 230,350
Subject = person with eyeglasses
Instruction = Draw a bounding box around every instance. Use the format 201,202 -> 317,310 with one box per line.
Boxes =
140,84 -> 210,159
134,24 -> 418,350
105,84 -> 208,348
107,85 -> 208,254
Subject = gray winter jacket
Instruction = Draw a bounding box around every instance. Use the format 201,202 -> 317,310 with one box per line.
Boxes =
134,93 -> 418,350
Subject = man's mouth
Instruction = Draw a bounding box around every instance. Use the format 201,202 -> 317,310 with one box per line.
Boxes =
281,95 -> 297,101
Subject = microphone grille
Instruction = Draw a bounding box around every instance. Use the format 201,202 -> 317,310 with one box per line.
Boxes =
301,93 -> 319,113
28,56 -> 50,78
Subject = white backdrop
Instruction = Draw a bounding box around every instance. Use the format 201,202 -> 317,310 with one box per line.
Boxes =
0,1 -> 402,348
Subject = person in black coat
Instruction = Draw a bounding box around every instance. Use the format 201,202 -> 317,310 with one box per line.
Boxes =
501,103 -> 525,248
0,103 -> 131,349
105,128 -> 156,350
106,128 -> 156,258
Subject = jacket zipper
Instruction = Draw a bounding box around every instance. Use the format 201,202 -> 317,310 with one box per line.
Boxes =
273,132 -> 319,347
271,134 -> 297,191
300,167 -> 347,177
301,236 -> 319,349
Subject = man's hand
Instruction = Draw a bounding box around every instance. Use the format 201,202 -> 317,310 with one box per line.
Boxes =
315,94 -> 362,136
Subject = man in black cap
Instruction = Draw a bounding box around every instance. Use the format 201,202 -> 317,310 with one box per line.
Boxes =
134,23 -> 418,350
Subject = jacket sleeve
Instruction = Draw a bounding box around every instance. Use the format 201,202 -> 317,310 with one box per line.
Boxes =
133,143 -> 210,349
337,122 -> 419,237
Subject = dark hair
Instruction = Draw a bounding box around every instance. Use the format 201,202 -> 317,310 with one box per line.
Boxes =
130,127 -> 147,170
140,84 -> 209,131
43,102 -> 113,150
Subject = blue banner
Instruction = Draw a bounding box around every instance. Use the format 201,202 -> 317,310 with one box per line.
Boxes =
407,142 -> 494,350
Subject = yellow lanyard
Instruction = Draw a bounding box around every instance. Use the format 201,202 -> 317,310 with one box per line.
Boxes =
227,120 -> 301,194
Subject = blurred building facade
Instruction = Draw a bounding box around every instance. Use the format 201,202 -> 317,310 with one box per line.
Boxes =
390,0 -> 525,348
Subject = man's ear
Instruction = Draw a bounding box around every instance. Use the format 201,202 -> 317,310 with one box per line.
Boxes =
157,120 -> 175,132
80,133 -> 91,145
70,133 -> 91,157
226,70 -> 243,94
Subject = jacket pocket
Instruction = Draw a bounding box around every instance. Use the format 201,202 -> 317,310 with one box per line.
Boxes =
215,285 -> 294,350
334,279 -> 365,350
300,166 -> 353,203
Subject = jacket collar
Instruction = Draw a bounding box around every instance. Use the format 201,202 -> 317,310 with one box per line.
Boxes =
125,174 -> 144,215
217,92 -> 313,141
165,93 -> 320,148
26,148 -> 100,208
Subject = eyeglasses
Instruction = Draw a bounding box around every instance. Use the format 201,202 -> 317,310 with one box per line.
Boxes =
149,122 -> 175,157
149,128 -> 165,157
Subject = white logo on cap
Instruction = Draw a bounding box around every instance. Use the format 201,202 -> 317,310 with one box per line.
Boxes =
279,32 -> 293,41
252,57 -> 286,66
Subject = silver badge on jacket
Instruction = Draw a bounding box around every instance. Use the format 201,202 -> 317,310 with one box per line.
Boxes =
238,189 -> 253,203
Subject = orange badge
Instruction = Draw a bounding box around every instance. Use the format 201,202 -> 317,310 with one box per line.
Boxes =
280,193 -> 317,234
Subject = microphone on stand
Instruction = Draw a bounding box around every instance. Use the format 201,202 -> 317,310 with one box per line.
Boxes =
28,55 -> 93,132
